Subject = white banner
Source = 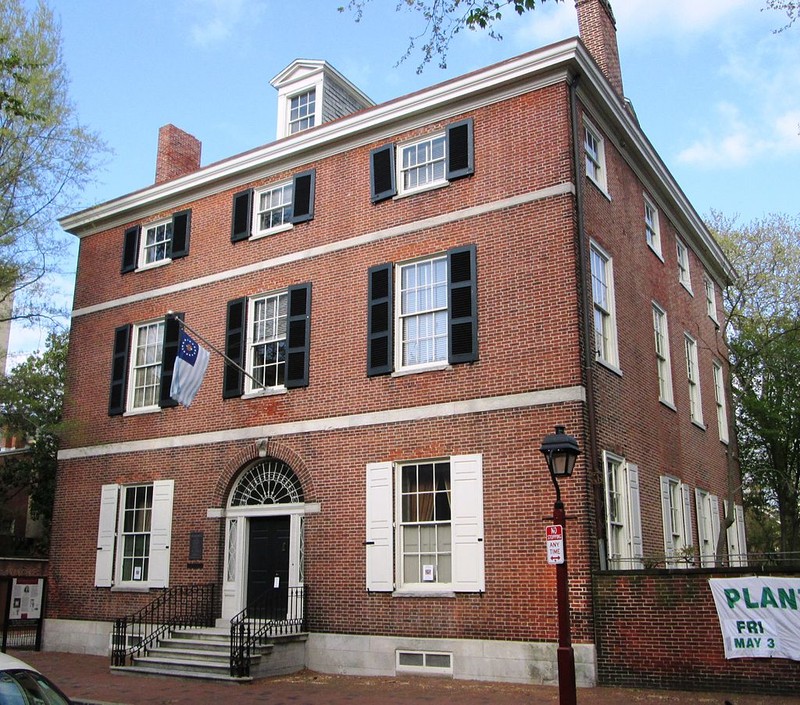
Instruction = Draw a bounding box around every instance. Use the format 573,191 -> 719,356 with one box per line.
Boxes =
709,577 -> 800,661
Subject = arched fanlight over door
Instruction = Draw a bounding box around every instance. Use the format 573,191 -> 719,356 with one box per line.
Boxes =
230,459 -> 304,506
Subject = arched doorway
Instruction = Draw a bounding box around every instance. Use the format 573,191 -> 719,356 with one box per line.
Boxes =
220,458 -> 306,620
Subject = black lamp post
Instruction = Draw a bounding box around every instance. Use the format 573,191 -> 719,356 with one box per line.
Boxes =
540,425 -> 581,705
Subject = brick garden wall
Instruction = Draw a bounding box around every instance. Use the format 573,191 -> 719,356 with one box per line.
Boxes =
594,569 -> 800,694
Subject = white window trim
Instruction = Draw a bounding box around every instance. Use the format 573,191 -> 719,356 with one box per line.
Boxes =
724,500 -> 748,567
660,476 -> 694,568
676,238 -> 692,294
244,291 -> 288,396
712,361 -> 729,444
695,488 -> 720,568
251,180 -> 294,239
584,118 -> 609,196
125,319 -> 164,415
287,88 -> 317,135
365,454 -> 484,595
644,194 -> 662,259
396,131 -> 448,198
137,217 -> 173,270
602,452 -> 644,570
684,333 -> 704,427
705,276 -> 719,324
590,240 -> 620,372
94,480 -> 174,590
276,75 -> 323,138
394,254 -> 449,374
652,302 -> 674,407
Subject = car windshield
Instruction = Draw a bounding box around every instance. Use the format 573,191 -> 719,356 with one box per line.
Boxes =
1,669 -> 71,705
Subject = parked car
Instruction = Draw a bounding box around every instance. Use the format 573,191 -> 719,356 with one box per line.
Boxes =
0,652 -> 72,704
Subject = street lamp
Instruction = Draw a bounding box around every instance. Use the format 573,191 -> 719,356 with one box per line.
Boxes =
540,425 -> 581,705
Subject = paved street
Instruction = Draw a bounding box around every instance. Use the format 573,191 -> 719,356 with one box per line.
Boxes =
12,650 -> 800,705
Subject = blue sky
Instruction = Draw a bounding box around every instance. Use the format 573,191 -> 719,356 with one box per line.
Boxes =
8,0 -> 799,364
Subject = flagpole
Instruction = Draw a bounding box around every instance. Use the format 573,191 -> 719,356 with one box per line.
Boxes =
166,311 -> 264,389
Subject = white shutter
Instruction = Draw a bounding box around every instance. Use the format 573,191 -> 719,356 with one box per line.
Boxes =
601,452 -> 615,566
724,499 -> 739,563
95,484 -> 119,587
694,489 -> 708,563
660,476 -> 674,561
709,495 -> 720,560
365,462 -> 394,591
681,483 -> 694,551
450,454 -> 484,592
735,503 -> 747,567
626,462 -> 643,568
148,479 -> 174,588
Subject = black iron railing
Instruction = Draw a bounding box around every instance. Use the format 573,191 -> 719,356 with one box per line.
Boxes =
230,586 -> 305,678
111,583 -> 217,667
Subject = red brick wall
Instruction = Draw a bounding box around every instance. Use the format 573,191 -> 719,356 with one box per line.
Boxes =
594,570 -> 800,693
0,558 -> 48,578
155,124 -> 201,184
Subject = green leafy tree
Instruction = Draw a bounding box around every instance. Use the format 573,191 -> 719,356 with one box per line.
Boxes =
338,0 -> 561,71
711,211 -> 800,561
0,330 -> 68,550
1,0 -> 105,326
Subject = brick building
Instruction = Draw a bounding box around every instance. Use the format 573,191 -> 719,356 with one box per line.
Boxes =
49,0 -> 743,685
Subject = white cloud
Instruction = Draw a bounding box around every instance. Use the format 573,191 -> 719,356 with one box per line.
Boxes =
613,0 -> 754,39
184,0 -> 253,48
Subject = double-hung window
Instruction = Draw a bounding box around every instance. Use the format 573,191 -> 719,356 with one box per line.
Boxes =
108,314 -> 183,416
399,133 -> 447,195
684,334 -> 704,426
676,238 -> 692,292
367,245 -> 478,376
246,292 -> 288,393
365,454 -> 484,593
129,321 -> 164,411
602,452 -> 643,569
94,480 -> 174,588
660,476 -> 693,567
223,284 -> 311,398
695,488 -> 720,567
121,210 -> 191,273
590,242 -> 619,369
370,119 -> 474,203
712,361 -> 729,443
288,89 -> 316,134
652,303 -> 674,405
644,195 -> 661,256
724,500 -> 748,566
705,276 -> 718,323
584,120 -> 607,193
254,182 -> 294,236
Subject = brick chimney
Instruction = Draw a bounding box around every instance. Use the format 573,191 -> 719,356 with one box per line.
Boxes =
575,0 -> 624,98
155,124 -> 201,184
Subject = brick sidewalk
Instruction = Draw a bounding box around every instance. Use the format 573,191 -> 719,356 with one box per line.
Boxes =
11,650 -> 800,705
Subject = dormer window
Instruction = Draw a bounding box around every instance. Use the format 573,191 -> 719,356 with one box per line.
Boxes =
289,89 -> 316,134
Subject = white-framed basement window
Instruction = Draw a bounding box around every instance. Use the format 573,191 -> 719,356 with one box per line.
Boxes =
365,454 -> 484,594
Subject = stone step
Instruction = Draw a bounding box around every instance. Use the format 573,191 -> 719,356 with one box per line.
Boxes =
150,645 -> 265,663
111,664 -> 252,682
158,637 -> 233,654
132,654 -> 234,674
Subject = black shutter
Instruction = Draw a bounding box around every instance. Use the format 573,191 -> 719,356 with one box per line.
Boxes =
367,263 -> 393,376
447,244 -> 478,364
171,210 -> 191,259
223,298 -> 246,398
370,144 -> 396,203
108,324 -> 132,415
231,189 -> 253,243
285,283 -> 311,388
121,226 -> 140,274
446,118 -> 474,181
159,313 -> 183,408
290,170 -> 315,224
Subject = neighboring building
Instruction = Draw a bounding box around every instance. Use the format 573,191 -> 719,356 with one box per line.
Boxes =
50,0 -> 742,685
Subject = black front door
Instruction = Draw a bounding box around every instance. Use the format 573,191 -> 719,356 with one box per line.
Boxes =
247,516 -> 290,618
